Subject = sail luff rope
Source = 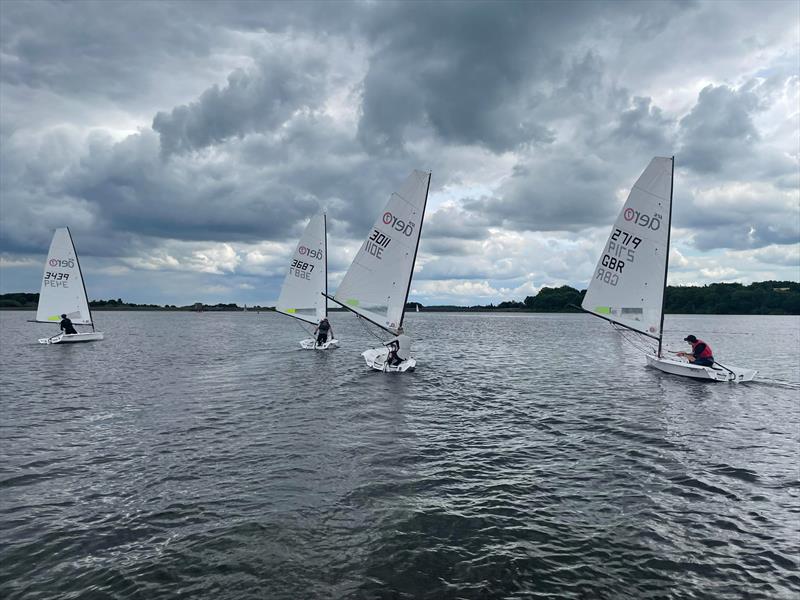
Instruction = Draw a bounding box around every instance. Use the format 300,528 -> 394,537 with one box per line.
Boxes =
358,315 -> 390,343
612,323 -> 658,355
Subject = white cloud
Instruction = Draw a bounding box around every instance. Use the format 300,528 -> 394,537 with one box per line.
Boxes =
0,1 -> 797,306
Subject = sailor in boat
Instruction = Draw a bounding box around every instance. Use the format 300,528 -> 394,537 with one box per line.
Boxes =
59,314 -> 78,335
385,327 -> 411,366
676,335 -> 714,367
313,318 -> 333,347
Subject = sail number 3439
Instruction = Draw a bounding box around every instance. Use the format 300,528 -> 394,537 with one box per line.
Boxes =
43,271 -> 70,287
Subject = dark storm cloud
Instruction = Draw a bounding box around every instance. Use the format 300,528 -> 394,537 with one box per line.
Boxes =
674,183 -> 800,251
691,224 -> 799,251
423,206 -> 491,241
612,97 -> 674,151
358,1 -> 633,153
465,155 -> 619,232
152,54 -> 330,156
678,83 -> 761,173
1,0 -> 797,302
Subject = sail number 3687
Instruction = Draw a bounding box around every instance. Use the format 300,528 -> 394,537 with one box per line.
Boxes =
290,259 -> 314,280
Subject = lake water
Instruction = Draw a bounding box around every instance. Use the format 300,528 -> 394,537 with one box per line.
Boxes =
1,310 -> 798,599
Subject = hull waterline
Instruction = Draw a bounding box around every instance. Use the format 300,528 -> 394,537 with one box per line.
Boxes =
362,347 -> 416,372
38,332 -> 105,344
299,338 -> 339,350
646,354 -> 756,382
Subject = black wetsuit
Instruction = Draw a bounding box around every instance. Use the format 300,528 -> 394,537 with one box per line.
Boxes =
387,341 -> 402,366
316,321 -> 330,345
60,318 -> 78,335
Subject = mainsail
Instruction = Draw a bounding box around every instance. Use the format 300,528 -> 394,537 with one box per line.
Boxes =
275,213 -> 327,325
333,170 -> 431,334
581,157 -> 673,339
36,228 -> 93,326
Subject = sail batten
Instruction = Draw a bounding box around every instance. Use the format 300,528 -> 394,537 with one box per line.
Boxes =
581,157 -> 673,338
333,170 -> 430,334
275,213 -> 327,325
36,228 -> 93,326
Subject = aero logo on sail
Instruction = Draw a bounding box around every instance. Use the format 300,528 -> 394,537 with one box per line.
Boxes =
623,208 -> 662,231
298,246 -> 322,260
49,258 -> 75,268
382,212 -> 415,237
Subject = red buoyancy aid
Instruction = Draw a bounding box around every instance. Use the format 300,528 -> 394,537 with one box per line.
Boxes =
691,339 -> 713,359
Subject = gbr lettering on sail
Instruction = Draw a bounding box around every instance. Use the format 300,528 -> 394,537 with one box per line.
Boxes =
595,208 -> 662,287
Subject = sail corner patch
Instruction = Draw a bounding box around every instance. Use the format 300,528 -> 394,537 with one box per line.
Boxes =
285,308 -> 296,314
594,307 -> 611,314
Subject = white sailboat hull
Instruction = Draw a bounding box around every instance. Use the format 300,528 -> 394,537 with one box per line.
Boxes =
362,347 -> 416,372
38,332 -> 105,344
299,338 -> 339,350
646,355 -> 756,382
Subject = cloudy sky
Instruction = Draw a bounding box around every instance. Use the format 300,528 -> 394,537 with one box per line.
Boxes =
1,0 -> 798,306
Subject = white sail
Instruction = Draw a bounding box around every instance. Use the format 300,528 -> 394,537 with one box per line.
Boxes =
36,228 -> 93,325
582,157 -> 673,338
275,213 -> 327,325
334,170 -> 430,333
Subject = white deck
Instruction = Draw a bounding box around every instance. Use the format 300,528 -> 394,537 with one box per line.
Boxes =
299,338 -> 339,350
38,331 -> 105,344
362,347 -> 416,372
646,354 -> 756,382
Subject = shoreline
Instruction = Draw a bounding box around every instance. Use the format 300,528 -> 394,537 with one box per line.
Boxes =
2,307 -> 797,316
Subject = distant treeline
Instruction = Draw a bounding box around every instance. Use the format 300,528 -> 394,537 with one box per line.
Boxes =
2,280 -> 798,314
0,294 -> 269,312
418,281 -> 799,315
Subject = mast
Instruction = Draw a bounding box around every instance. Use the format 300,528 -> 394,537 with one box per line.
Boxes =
68,227 -> 95,332
399,171 -> 431,329
657,156 -> 675,357
323,212 -> 328,319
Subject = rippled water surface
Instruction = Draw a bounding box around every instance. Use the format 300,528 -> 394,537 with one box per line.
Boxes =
1,311 -> 799,599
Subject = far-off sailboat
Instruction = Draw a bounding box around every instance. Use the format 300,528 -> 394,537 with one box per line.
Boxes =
36,228 -> 104,344
275,213 -> 338,350
581,157 -> 756,382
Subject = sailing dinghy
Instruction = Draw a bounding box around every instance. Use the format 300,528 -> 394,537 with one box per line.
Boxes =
326,170 -> 431,372
275,213 -> 338,350
36,228 -> 104,344
581,157 -> 756,382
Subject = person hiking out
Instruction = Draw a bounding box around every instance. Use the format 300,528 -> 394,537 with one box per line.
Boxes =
385,326 -> 411,366
314,318 -> 333,347
60,314 -> 78,335
677,334 -> 714,367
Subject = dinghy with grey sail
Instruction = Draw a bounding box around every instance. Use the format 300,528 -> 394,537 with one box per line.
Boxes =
275,213 -> 338,350
36,228 -> 104,344
326,170 -> 431,372
580,157 -> 756,382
